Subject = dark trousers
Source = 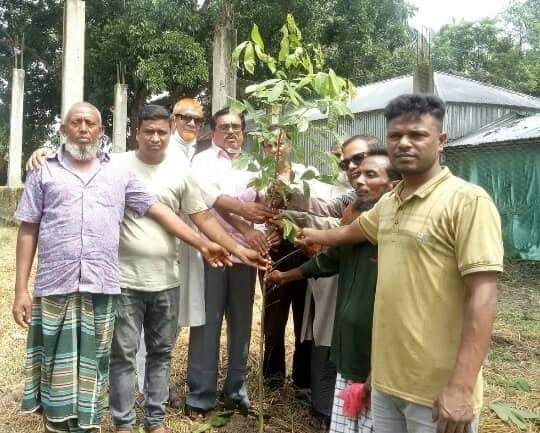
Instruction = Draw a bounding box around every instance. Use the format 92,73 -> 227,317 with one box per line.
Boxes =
187,263 -> 256,410
262,241 -> 311,388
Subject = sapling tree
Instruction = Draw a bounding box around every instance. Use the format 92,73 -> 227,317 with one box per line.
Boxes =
230,14 -> 355,432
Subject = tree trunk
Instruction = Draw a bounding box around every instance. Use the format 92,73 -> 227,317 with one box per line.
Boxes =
128,84 -> 147,149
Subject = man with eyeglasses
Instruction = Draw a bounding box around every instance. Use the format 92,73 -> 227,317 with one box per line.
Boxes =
185,107 -> 277,417
170,98 -> 207,161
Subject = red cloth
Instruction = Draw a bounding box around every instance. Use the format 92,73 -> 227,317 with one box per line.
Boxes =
338,383 -> 370,418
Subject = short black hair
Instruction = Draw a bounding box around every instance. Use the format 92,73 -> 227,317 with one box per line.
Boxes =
342,135 -> 380,151
365,148 -> 401,181
211,107 -> 246,132
384,94 -> 445,127
138,104 -> 171,128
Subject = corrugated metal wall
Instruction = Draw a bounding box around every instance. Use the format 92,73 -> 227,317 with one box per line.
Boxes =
296,104 -> 539,172
443,104 -> 515,140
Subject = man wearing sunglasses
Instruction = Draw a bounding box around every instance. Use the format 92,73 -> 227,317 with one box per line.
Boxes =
170,98 -> 208,161
288,135 -> 379,218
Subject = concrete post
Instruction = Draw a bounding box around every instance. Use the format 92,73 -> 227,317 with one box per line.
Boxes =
7,69 -> 25,187
212,3 -> 237,114
112,83 -> 128,153
413,63 -> 434,94
61,0 -> 86,119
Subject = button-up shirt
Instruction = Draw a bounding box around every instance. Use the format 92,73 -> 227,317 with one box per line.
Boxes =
191,143 -> 257,262
14,147 -> 157,297
358,167 -> 504,413
170,131 -> 197,161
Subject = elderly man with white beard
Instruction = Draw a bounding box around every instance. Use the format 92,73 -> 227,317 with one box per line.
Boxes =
12,102 -> 236,433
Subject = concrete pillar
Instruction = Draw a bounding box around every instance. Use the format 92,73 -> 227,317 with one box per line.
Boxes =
61,0 -> 86,119
7,69 -> 25,187
413,63 -> 434,94
112,83 -> 128,153
212,3 -> 237,114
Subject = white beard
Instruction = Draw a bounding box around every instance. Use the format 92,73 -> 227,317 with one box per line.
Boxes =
65,139 -> 99,161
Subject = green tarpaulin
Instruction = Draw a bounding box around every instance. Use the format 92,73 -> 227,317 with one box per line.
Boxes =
446,143 -> 540,261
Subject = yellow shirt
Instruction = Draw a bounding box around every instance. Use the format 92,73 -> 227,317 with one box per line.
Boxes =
118,149 -> 208,291
358,167 -> 503,412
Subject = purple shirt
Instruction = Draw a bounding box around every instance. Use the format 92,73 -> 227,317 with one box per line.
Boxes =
14,147 -> 157,297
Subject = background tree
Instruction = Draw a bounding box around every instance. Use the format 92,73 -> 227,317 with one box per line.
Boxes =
86,0 -> 211,145
230,0 -> 416,94
432,0 -> 540,97
0,0 -> 416,161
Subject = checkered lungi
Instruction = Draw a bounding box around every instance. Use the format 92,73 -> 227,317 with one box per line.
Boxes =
21,293 -> 116,433
329,372 -> 374,433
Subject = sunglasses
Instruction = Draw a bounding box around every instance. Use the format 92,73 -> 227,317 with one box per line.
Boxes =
338,152 -> 365,171
174,113 -> 204,126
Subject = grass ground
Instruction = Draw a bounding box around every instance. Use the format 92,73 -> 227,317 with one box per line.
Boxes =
0,225 -> 538,433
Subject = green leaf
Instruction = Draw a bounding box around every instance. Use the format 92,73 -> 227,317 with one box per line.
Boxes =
232,153 -> 252,170
191,422 -> 212,433
313,72 -> 327,95
267,59 -> 277,74
279,26 -> 289,61
492,377 -> 533,392
286,83 -> 302,106
229,99 -> 246,114
232,41 -> 248,63
328,68 -> 341,97
209,415 -> 229,427
244,43 -> 255,74
300,169 -> 317,180
282,218 -> 298,243
303,180 -> 311,202
490,402 -> 540,431
251,24 -> 264,50
513,379 -> 533,392
267,80 -> 285,102
297,116 -> 309,133
296,76 -> 313,89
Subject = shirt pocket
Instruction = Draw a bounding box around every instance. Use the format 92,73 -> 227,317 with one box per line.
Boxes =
92,185 -> 123,223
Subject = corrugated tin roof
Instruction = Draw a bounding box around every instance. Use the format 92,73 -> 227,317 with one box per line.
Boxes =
307,72 -> 540,120
447,112 -> 540,147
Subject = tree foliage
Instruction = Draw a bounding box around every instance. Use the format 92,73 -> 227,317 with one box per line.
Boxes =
0,0 -> 416,159
2,0 -> 537,166
231,14 -> 354,222
232,0 -> 416,90
432,0 -> 540,96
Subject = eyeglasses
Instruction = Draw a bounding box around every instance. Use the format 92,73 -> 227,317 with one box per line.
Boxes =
339,152 -> 365,171
174,113 -> 204,126
217,123 -> 243,133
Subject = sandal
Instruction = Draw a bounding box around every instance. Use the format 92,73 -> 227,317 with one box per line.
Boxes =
184,404 -> 208,420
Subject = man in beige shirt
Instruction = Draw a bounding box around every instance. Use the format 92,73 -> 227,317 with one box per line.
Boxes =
109,105 -> 264,433
298,94 -> 503,433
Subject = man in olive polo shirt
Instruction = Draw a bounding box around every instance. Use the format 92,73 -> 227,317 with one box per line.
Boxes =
298,94 -> 503,433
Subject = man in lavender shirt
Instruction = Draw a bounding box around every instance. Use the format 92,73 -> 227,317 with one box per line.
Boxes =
12,102 -> 231,433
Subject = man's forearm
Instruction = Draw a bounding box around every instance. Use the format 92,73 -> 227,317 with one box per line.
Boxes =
281,268 -> 304,284
214,195 -> 246,219
218,211 -> 251,236
448,272 -> 498,390
191,210 -> 244,254
306,222 -> 367,247
146,203 -> 207,251
15,223 -> 39,293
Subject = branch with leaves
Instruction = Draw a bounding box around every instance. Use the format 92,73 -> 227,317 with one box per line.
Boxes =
229,14 -> 355,432
231,14 -> 355,240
